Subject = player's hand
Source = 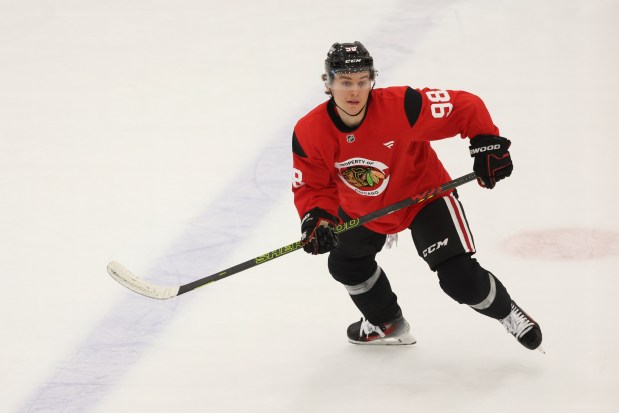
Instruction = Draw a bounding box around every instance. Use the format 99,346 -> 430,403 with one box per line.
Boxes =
469,134 -> 513,189
301,207 -> 340,255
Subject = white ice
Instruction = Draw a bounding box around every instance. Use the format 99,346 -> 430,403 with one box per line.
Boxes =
1,0 -> 618,412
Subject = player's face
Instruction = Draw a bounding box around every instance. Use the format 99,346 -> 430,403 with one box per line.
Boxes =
330,71 -> 372,114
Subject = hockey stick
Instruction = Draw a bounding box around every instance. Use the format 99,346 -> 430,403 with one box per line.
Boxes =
107,172 -> 477,299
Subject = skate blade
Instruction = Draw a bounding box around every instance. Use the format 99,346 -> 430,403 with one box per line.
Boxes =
348,333 -> 417,345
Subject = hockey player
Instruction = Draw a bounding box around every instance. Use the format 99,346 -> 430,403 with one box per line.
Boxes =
291,41 -> 543,351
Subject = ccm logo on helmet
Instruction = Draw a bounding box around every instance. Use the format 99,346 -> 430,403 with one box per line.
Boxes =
423,238 -> 449,257
470,144 -> 501,155
345,59 -> 362,64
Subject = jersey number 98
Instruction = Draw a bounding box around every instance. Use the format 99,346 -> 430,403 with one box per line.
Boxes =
292,168 -> 305,188
426,90 -> 453,119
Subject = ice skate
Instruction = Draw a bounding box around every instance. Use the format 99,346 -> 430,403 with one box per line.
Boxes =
500,301 -> 544,352
347,312 -> 416,345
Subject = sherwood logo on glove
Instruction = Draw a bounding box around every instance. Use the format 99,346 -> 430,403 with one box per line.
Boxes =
470,144 -> 502,155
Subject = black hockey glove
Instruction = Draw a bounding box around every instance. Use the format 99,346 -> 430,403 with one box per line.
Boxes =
469,134 -> 513,189
301,207 -> 340,255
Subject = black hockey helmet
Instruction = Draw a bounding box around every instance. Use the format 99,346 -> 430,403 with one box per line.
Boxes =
323,41 -> 376,84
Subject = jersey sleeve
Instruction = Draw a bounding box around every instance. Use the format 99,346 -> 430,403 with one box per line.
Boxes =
409,88 -> 500,140
291,131 -> 340,219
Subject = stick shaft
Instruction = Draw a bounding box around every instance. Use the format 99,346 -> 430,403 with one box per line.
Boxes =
176,172 -> 477,296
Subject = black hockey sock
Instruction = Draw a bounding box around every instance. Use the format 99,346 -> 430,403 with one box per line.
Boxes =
469,272 -> 511,319
436,254 -> 511,320
342,266 -> 401,325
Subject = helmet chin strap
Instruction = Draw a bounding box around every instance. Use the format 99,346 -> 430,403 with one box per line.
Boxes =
332,98 -> 367,117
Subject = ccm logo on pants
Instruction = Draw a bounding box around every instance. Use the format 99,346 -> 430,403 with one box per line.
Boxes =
423,238 -> 449,257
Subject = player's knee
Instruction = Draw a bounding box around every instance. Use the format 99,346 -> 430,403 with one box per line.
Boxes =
328,252 -> 378,285
434,254 -> 487,305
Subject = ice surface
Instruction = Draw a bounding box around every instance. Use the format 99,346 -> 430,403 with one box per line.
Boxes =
1,0 -> 618,412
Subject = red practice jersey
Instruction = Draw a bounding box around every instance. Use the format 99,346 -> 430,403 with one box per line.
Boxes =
292,86 -> 499,234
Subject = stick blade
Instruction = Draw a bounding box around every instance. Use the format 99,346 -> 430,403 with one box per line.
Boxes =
107,261 -> 179,300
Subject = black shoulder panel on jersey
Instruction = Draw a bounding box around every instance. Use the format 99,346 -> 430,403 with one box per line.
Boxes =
404,87 -> 422,127
292,132 -> 308,158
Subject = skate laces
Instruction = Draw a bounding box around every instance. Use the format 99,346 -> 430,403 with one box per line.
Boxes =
359,318 -> 386,338
501,305 -> 534,339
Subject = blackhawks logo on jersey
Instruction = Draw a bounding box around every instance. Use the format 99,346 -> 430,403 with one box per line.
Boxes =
342,167 -> 385,188
335,158 -> 390,196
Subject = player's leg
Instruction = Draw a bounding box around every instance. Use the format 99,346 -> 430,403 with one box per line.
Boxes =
328,208 -> 415,345
410,191 -> 542,350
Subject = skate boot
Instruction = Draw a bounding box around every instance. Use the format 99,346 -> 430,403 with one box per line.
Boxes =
347,311 -> 416,345
500,301 -> 543,351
